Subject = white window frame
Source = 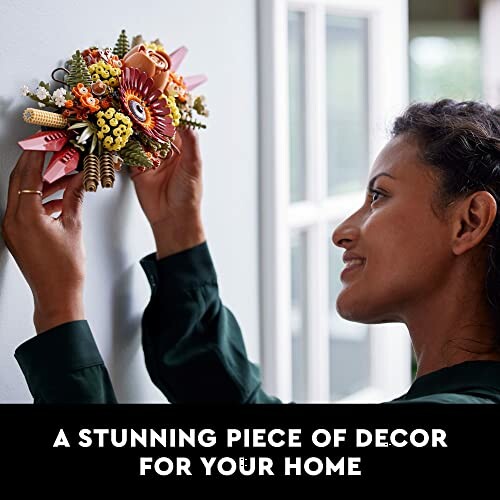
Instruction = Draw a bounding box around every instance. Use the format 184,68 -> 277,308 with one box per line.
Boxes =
481,0 -> 500,105
258,0 -> 412,403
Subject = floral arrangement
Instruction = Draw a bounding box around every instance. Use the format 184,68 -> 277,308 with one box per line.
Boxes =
19,30 -> 209,191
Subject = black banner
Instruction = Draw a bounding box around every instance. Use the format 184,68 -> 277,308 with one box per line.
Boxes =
1,404 -> 497,483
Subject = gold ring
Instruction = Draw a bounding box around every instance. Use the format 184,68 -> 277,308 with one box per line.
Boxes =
18,189 -> 43,196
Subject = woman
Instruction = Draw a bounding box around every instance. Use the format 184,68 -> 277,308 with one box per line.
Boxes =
4,99 -> 500,403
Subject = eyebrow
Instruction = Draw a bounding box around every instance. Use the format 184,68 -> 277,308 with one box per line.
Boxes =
367,172 -> 397,191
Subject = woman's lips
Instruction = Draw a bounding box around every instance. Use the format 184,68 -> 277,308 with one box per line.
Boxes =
340,258 -> 365,280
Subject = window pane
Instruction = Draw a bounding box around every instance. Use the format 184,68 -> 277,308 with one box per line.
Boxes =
291,231 -> 307,402
326,16 -> 369,196
288,11 -> 307,203
328,230 -> 370,400
409,34 -> 481,101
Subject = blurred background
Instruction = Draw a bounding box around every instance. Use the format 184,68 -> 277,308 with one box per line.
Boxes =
0,0 -> 498,403
262,0 -> 497,404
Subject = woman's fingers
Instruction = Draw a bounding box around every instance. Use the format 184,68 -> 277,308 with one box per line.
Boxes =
38,174 -> 82,217
178,128 -> 201,176
61,172 -> 85,223
42,199 -> 63,216
5,161 -> 22,220
5,151 -> 43,220
129,166 -> 148,180
16,151 -> 46,216
42,175 -> 74,200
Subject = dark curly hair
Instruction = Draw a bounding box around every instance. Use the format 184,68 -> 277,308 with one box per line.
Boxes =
391,99 -> 500,347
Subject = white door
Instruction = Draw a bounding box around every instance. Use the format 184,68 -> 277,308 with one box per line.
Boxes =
258,0 -> 412,403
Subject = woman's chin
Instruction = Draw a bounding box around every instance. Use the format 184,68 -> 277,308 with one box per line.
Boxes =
336,290 -> 393,324
335,288 -> 369,322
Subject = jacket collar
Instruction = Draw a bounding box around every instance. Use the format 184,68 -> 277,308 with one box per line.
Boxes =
399,360 -> 500,400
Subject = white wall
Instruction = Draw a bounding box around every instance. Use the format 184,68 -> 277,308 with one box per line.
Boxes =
0,0 -> 260,402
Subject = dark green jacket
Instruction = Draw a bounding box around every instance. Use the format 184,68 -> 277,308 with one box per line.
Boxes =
14,242 -> 500,404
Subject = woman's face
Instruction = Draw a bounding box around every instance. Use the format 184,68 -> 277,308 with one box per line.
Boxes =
332,133 -> 453,324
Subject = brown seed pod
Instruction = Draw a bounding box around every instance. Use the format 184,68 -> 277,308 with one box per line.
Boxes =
83,154 -> 100,192
100,151 -> 115,188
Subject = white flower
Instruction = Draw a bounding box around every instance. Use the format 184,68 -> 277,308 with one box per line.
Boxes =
53,87 -> 66,98
52,88 -> 67,107
20,85 -> 30,96
53,95 -> 66,107
38,102 -> 46,108
35,86 -> 50,100
185,93 -> 194,107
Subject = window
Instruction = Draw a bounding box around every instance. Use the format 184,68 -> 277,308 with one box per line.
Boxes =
258,0 -> 412,403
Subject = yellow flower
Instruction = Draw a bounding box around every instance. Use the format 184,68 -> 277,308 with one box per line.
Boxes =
146,41 -> 165,52
89,61 -> 121,88
166,95 -> 181,127
96,106 -> 133,152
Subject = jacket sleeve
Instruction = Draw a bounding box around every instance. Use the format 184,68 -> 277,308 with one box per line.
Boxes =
139,242 -> 281,403
15,320 -> 117,404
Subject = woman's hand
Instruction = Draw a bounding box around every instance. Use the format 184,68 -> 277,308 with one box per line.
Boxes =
1,151 -> 86,334
131,128 -> 206,259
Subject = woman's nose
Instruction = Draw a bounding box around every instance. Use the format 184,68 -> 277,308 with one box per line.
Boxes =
332,216 -> 360,249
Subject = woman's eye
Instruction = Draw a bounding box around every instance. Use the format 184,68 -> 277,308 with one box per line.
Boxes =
369,189 -> 384,204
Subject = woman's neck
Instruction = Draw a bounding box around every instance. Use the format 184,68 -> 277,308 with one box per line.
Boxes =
405,285 -> 500,379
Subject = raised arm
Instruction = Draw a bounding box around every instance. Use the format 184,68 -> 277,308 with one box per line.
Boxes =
2,151 -> 116,403
132,129 -> 280,403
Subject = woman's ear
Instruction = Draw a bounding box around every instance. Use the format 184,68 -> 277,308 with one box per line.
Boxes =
451,191 -> 497,256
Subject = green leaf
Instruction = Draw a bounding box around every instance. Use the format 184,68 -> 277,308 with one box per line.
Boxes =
113,29 -> 130,59
66,50 -> 92,88
119,138 -> 153,168
69,139 -> 85,152
90,133 -> 98,154
68,122 -> 89,130
78,126 -> 94,144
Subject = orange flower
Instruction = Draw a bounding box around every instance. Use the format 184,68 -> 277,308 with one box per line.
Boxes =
64,100 -> 74,108
72,83 -> 91,99
108,54 -> 122,69
71,83 -> 100,113
80,94 -> 100,113
166,71 -> 188,102
169,71 -> 187,89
